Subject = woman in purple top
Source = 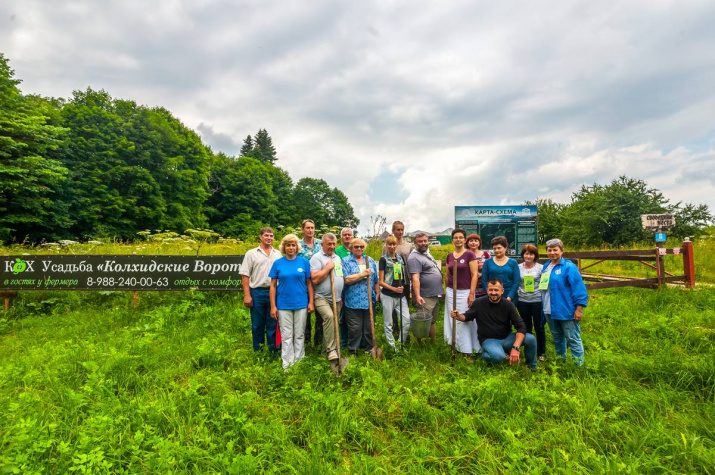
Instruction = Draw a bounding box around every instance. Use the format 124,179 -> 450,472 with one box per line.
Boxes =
443,228 -> 480,354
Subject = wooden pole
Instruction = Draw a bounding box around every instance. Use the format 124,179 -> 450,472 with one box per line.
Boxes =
329,272 -> 347,374
682,239 -> 695,288
451,258 -> 457,360
655,242 -> 664,289
366,258 -> 382,360
2,292 -> 16,312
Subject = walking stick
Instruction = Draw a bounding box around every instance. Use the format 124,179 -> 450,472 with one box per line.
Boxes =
330,271 -> 349,375
451,257 -> 458,361
367,258 -> 383,360
398,262 -> 405,350
399,274 -> 404,350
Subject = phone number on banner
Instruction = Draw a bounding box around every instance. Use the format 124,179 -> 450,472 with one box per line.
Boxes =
86,277 -> 170,288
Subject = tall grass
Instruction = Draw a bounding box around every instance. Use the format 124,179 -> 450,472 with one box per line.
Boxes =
1,283 -> 713,473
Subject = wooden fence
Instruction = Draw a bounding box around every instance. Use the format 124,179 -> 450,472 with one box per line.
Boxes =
549,239 -> 695,290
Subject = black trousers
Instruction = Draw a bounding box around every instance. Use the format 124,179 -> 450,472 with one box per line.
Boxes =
344,307 -> 373,354
516,300 -> 546,356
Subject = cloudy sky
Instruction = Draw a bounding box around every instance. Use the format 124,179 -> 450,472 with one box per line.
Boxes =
3,1 -> 714,234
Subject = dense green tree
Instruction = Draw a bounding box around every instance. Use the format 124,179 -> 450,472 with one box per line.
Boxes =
59,89 -> 211,239
670,202 -> 712,240
293,177 -> 359,229
560,176 -> 667,246
239,135 -> 254,158
264,164 -> 295,223
523,198 -> 566,244
205,155 -> 293,238
253,128 -> 277,163
558,176 -> 712,246
0,54 -> 70,242
0,55 -> 361,243
124,105 -> 212,231
59,89 -> 161,238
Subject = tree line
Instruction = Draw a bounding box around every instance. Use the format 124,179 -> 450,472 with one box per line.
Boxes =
526,176 -> 712,246
0,54 -> 358,244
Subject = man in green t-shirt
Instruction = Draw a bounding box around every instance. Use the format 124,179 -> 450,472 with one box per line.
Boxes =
335,227 -> 353,258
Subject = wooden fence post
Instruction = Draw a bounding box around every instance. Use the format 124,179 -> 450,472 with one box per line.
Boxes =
682,239 -> 695,288
2,292 -> 17,311
655,243 -> 664,289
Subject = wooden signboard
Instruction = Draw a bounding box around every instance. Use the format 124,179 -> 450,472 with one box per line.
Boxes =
641,214 -> 675,232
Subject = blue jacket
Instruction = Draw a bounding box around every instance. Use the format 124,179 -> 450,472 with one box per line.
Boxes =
541,258 -> 588,320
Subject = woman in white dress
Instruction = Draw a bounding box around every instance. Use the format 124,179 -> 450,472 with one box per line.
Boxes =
444,228 -> 480,355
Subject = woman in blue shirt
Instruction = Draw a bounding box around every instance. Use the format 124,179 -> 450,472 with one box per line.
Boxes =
481,236 -> 520,302
342,238 -> 380,356
540,238 -> 588,365
269,234 -> 314,370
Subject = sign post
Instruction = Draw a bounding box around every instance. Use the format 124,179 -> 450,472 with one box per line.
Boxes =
641,214 -> 676,289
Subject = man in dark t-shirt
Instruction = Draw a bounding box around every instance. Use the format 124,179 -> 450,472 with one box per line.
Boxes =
451,278 -> 537,370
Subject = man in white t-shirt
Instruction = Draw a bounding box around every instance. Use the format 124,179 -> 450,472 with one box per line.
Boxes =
240,227 -> 282,352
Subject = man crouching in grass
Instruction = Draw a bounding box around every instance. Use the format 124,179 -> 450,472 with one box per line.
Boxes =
451,278 -> 537,371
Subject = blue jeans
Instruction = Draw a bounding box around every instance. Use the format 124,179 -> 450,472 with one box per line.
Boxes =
481,332 -> 537,369
545,314 -> 583,365
249,287 -> 277,352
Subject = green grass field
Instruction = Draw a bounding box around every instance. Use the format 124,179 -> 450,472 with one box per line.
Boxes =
1,239 -> 713,473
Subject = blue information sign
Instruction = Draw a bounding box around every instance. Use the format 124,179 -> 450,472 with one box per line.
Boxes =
455,205 -> 538,256
654,233 -> 667,243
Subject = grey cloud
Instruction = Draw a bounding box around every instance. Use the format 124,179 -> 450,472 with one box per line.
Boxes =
195,122 -> 241,155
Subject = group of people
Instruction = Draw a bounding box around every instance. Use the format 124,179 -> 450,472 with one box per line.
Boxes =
240,219 -> 589,371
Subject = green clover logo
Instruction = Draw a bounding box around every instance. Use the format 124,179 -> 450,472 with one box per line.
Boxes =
12,258 -> 27,275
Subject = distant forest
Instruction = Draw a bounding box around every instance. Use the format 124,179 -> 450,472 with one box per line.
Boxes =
0,54 -> 358,244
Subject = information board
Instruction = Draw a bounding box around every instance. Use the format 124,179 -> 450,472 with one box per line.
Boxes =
455,206 -> 538,255
1,255 -> 244,291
